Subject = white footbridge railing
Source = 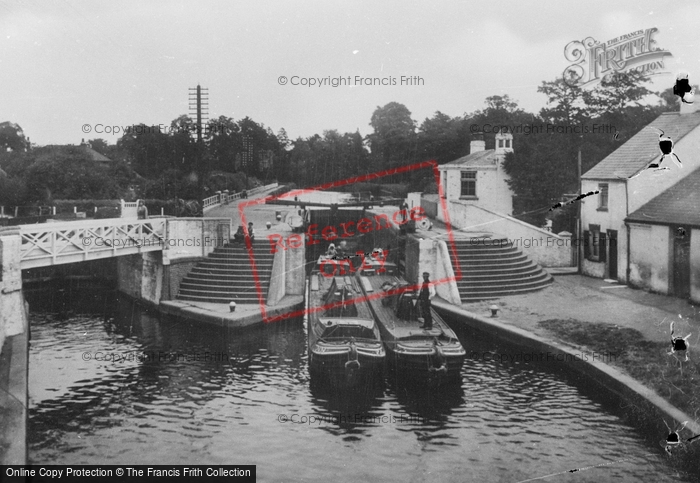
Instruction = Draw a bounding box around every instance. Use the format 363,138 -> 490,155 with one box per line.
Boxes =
18,217 -> 166,269
202,182 -> 280,213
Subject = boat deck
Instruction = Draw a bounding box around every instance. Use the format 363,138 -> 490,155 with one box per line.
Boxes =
308,273 -> 374,321
359,274 -> 453,340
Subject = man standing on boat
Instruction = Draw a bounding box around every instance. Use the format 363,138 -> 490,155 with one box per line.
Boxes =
418,272 -> 436,330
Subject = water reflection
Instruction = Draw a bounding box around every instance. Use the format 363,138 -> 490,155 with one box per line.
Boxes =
26,288 -> 695,482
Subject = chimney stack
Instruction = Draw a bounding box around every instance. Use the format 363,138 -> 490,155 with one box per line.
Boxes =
680,100 -> 698,115
470,132 -> 485,153
680,85 -> 698,114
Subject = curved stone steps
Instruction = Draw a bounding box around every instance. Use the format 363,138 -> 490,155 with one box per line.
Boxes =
448,239 -> 552,302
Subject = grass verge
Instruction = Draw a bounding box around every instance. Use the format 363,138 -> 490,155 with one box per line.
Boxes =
538,319 -> 700,422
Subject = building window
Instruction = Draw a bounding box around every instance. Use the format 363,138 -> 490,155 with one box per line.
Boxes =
588,224 -> 601,261
505,139 -> 511,148
498,139 -> 504,148
461,171 -> 476,197
598,183 -> 608,210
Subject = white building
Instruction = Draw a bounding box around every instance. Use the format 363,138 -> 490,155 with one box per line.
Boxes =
581,103 -> 700,283
437,131 -> 514,215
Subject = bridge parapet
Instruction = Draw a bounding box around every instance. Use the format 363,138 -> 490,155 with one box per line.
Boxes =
18,218 -> 166,269
202,182 -> 279,213
16,217 -> 233,270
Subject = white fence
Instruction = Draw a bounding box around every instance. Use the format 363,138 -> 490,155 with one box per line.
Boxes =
202,182 -> 279,213
18,217 -> 166,269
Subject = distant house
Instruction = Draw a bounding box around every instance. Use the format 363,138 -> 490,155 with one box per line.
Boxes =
77,139 -> 112,165
581,103 -> 700,284
437,131 -> 514,215
625,167 -> 700,302
39,139 -> 113,166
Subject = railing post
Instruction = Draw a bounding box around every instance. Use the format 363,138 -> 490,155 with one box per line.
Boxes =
215,191 -> 222,206
223,190 -> 229,204
120,199 -> 125,218
52,230 -> 56,265
0,206 -> 4,216
52,206 -> 56,216
73,206 -> 77,214
161,207 -> 164,216
14,206 -> 18,217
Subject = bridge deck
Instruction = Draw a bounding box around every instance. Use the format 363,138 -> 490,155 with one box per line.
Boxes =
17,217 -> 166,269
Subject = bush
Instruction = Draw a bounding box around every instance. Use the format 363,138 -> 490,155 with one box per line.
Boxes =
142,199 -> 181,217
0,176 -> 28,206
53,199 -> 121,216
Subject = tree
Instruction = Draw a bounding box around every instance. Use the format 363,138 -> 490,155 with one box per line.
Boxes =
117,124 -> 171,177
169,114 -> 198,173
0,122 -> 29,152
537,79 -> 589,126
366,102 -> 417,172
417,111 -> 468,164
206,116 -> 240,172
87,138 -> 110,155
23,147 -> 122,201
467,95 -> 537,150
0,175 -> 27,206
583,71 -> 654,116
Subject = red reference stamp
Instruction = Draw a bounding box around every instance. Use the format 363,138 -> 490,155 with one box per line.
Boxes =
238,160 -> 458,323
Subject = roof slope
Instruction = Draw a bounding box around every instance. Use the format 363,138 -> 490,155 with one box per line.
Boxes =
583,111 -> 700,180
442,149 -> 497,168
627,166 -> 700,227
81,145 -> 111,162
39,144 -> 112,162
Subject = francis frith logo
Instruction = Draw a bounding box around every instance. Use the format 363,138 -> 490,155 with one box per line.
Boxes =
563,28 -> 673,88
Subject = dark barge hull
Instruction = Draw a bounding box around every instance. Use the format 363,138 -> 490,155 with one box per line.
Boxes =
384,352 -> 464,382
309,352 -> 385,386
357,273 -> 466,384
307,274 -> 386,387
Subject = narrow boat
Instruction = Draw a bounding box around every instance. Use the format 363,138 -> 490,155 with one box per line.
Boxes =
307,271 -> 385,386
357,272 -> 466,384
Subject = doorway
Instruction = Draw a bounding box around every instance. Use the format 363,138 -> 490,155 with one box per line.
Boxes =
672,225 -> 691,298
607,230 -> 618,280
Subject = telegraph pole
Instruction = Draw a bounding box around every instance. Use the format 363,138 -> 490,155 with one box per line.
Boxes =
188,85 -> 209,200
577,146 -> 582,273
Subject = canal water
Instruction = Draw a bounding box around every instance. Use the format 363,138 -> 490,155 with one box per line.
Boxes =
27,287 -> 692,482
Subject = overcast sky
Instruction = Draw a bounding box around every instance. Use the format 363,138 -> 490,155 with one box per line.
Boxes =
2,0 -> 698,146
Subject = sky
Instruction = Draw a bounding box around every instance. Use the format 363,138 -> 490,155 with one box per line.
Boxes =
1,0 -> 699,146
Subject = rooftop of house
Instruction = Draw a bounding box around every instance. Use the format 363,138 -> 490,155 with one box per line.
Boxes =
583,111 -> 700,180
440,149 -> 498,168
39,142 -> 112,162
626,165 -> 700,227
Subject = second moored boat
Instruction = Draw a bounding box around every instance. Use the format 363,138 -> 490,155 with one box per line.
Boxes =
357,271 -> 466,384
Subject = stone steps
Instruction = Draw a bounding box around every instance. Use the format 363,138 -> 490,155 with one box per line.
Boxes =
449,239 -> 552,302
176,240 -> 275,304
